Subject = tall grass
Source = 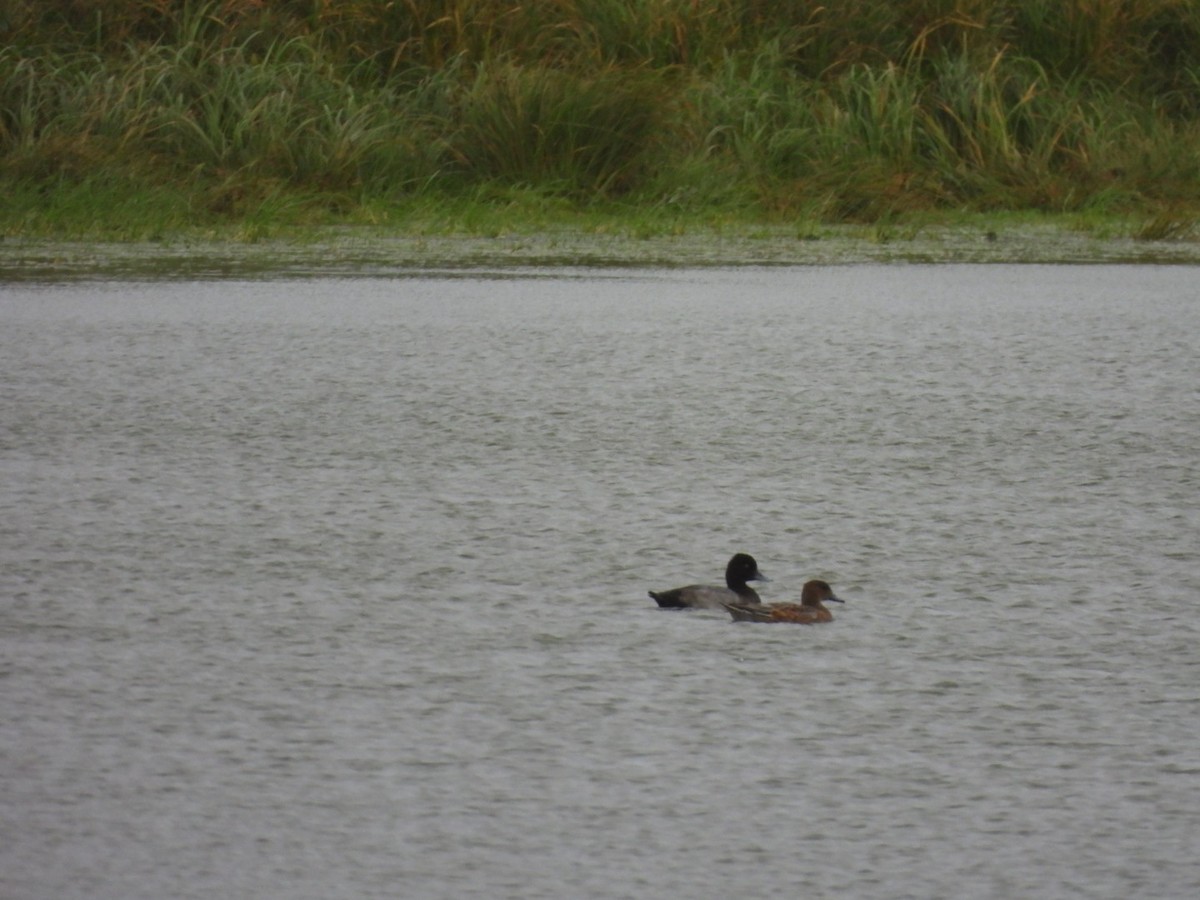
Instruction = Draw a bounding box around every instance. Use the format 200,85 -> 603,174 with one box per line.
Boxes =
2,0 -> 1199,232
680,40 -> 1200,219
448,61 -> 668,194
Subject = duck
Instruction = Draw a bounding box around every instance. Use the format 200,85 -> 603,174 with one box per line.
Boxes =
724,579 -> 843,623
649,553 -> 769,610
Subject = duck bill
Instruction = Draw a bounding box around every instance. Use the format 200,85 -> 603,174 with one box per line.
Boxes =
827,594 -> 845,603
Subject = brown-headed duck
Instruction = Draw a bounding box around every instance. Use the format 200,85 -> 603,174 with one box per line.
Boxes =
724,578 -> 843,623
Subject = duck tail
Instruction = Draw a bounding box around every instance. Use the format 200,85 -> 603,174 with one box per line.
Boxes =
650,590 -> 685,609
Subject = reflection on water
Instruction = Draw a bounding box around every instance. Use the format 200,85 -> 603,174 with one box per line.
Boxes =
2,266 -> 1198,899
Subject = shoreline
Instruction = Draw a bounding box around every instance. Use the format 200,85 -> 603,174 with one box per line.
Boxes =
4,221 -> 1200,282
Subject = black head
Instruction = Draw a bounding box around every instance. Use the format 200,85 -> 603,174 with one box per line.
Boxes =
726,553 -> 769,588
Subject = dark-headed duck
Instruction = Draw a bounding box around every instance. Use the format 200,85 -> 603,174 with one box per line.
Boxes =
724,579 -> 843,623
650,553 -> 769,610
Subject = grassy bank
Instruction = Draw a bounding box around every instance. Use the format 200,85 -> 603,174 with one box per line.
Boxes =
2,1 -> 1199,241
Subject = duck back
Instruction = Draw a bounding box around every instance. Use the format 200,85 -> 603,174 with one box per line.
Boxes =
724,602 -> 832,623
651,584 -> 762,610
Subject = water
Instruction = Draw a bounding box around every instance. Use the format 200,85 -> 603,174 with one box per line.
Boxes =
2,265 -> 1198,899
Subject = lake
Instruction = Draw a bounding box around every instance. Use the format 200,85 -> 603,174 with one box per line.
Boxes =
2,264 -> 1198,898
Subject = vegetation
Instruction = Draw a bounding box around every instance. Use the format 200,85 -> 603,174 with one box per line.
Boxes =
2,0 -> 1199,239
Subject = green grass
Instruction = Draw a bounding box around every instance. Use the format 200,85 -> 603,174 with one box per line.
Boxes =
2,1 -> 1199,241
1,176 -> 197,241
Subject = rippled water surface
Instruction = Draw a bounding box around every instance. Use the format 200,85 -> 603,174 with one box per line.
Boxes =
3,265 -> 1199,899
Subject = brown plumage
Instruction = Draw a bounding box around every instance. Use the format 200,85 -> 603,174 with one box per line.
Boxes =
724,579 -> 843,623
